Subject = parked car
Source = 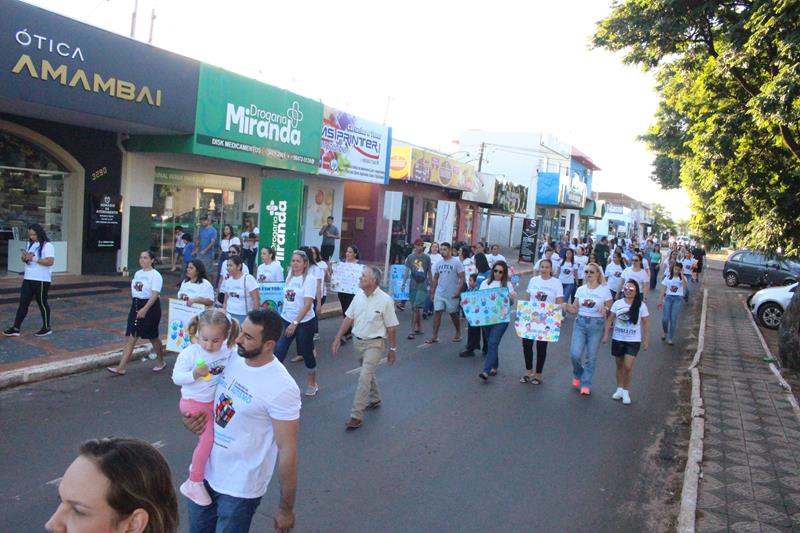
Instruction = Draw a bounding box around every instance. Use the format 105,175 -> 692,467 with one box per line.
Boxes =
723,250 -> 800,287
748,283 -> 797,329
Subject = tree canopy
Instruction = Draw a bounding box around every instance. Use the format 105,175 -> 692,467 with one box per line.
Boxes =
594,0 -> 800,253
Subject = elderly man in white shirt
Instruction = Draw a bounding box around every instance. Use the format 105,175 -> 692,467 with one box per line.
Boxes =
332,265 -> 399,430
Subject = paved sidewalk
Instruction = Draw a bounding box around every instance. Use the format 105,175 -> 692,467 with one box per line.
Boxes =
696,274 -> 800,531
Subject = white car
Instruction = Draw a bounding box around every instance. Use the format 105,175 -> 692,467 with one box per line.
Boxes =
748,283 -> 798,329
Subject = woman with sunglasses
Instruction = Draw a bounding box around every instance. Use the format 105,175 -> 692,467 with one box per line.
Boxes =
520,258 -> 564,385
621,253 -> 649,302
558,248 -> 578,305
602,280 -> 650,405
478,261 -> 516,380
563,262 -> 612,395
216,244 -> 249,304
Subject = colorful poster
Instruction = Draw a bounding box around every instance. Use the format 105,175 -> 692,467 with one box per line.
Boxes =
307,185 -> 334,233
258,282 -> 284,313
460,288 -> 511,327
166,298 -> 205,352
514,301 -> 563,342
259,178 -> 303,266
330,262 -> 364,294
390,264 -> 409,300
388,143 -> 477,192
320,106 -> 392,184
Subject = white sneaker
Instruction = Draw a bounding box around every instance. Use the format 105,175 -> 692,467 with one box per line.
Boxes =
612,388 -> 624,400
621,390 -> 632,405
180,480 -> 212,506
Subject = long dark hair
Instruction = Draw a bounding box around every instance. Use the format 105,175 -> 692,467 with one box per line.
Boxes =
624,279 -> 643,324
184,259 -> 209,284
460,245 -> 473,260
28,223 -> 49,258
492,260 -> 510,287
564,248 -> 575,264
474,252 -> 490,273
300,246 -> 317,266
346,245 -> 360,261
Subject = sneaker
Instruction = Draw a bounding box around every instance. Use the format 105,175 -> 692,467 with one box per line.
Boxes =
34,327 -> 52,336
612,388 -> 624,400
313,332 -> 320,341
305,385 -> 319,397
571,378 -> 581,388
621,390 -> 632,405
459,349 -> 476,358
3,327 -> 20,337
580,387 -> 591,396
667,339 -> 675,346
180,480 -> 212,506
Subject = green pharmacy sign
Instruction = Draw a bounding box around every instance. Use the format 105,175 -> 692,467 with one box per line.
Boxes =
259,177 -> 304,266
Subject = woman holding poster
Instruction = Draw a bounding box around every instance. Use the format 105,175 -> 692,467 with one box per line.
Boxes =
334,245 -> 361,344
478,261 -> 516,381
563,263 -> 612,396
519,258 -> 563,385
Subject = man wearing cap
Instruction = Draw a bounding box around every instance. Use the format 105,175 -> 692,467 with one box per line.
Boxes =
194,214 -> 218,278
332,266 -> 399,430
401,239 -> 431,340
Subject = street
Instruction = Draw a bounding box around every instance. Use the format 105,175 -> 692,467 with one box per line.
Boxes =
1,282 -> 694,532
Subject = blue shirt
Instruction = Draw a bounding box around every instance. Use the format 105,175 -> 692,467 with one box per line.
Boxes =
182,242 -> 195,263
476,270 -> 491,288
198,226 -> 218,255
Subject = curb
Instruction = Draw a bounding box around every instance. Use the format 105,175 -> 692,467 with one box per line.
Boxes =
678,288 -> 708,533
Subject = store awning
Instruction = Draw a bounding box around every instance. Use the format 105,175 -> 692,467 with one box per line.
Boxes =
608,219 -> 626,226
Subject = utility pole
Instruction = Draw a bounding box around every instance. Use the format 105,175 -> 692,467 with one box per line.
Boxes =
130,0 -> 138,38
148,8 -> 156,44
477,142 -> 485,171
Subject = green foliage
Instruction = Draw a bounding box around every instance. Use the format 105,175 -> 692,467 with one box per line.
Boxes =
593,0 -> 800,254
650,203 -> 677,236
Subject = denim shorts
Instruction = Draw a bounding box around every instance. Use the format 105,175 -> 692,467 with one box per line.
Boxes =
433,294 -> 459,314
611,339 -> 641,357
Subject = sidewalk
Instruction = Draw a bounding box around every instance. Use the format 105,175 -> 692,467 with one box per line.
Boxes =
694,268 -> 800,531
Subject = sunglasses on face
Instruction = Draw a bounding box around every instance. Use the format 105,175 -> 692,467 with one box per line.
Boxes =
633,259 -> 641,263
624,286 -> 636,291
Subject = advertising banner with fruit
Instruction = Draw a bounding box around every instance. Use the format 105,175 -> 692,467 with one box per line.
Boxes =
166,298 -> 205,352
514,301 -> 562,342
460,287 -> 512,327
388,144 -> 477,192
319,106 -> 391,184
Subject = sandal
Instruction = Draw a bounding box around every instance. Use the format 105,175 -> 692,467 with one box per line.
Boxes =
520,375 -> 531,383
479,372 -> 489,381
407,333 -> 416,340
531,377 -> 542,385
452,337 -> 462,342
152,364 -> 167,372
424,338 -> 439,345
489,369 -> 497,376
106,367 -> 126,376
290,355 -> 304,363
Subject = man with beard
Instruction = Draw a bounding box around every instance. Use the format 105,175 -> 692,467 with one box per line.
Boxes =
183,309 -> 301,533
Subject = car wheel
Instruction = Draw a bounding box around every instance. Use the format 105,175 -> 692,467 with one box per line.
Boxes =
725,272 -> 739,287
782,278 -> 796,286
758,302 -> 783,330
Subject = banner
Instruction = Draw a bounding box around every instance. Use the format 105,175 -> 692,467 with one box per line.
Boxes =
331,262 -> 364,294
390,264 -> 409,300
519,218 -> 538,263
320,106 -> 391,184
514,301 -> 562,342
389,143 -> 477,192
259,178 -> 303,266
460,288 -> 511,327
434,201 -> 456,244
258,282 -> 284,313
166,298 -> 205,352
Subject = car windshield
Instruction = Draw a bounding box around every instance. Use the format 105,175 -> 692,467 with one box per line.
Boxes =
784,259 -> 800,271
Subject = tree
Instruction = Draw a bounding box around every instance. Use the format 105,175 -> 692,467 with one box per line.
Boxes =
649,203 -> 677,237
593,0 -> 800,255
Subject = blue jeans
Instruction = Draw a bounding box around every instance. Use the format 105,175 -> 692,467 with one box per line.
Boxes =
662,296 -> 683,342
683,278 -> 691,302
482,322 -> 509,374
275,319 -> 316,371
569,315 -> 605,388
562,283 -> 576,304
187,480 -> 262,533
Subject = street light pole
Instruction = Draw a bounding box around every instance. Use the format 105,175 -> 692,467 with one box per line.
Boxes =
130,0 -> 138,38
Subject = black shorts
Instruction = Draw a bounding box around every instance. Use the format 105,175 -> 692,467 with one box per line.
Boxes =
611,339 -> 640,357
693,262 -> 703,273
126,298 -> 162,339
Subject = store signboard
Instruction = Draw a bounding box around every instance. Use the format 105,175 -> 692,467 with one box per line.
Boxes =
259,178 -> 303,265
493,177 -> 528,214
194,64 -> 323,173
87,193 -> 122,249
518,218 -> 538,263
558,173 -> 587,208
462,172 -> 496,204
0,0 -> 199,133
319,106 -> 392,184
389,144 -> 477,192
154,167 -> 243,191
388,144 -> 412,180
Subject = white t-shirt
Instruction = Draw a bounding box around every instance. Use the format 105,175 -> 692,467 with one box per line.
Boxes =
479,279 -> 516,296
526,276 -> 564,303
219,262 -> 250,289
222,274 -> 258,315
131,269 -> 163,299
682,258 -> 695,277
178,279 -> 215,303
558,261 -> 577,285
622,267 -> 649,292
220,237 -> 242,253
171,344 -> 235,402
428,253 -> 443,268
662,276 -> 685,297
574,255 -> 589,280
240,227 -> 260,250
205,354 -> 301,499
605,262 -> 625,293
281,274 -> 318,323
487,253 -> 506,267
534,256 -> 562,276
311,261 -> 328,297
23,241 -> 55,282
175,232 -> 186,250
574,284 -> 613,318
257,262 -> 284,283
610,299 -> 650,342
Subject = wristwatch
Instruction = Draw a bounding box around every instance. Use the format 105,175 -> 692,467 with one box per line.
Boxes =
291,320 -> 299,326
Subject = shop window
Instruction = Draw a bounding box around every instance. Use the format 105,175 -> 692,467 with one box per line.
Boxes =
421,199 -> 437,242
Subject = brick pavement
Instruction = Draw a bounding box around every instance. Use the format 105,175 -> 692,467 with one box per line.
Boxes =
696,272 -> 800,532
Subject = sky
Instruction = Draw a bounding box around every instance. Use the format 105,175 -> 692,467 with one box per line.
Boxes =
21,0 -> 692,220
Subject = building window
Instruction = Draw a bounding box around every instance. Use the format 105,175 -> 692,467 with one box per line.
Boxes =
421,199 -> 437,242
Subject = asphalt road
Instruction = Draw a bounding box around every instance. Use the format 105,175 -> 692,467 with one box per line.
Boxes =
1,282 -> 694,532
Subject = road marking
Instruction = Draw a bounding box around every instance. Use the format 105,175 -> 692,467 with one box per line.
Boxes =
46,477 -> 62,486
151,440 -> 166,449
345,358 -> 387,374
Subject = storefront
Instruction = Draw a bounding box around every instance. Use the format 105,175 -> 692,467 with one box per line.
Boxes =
0,0 -> 200,274
535,171 -> 587,241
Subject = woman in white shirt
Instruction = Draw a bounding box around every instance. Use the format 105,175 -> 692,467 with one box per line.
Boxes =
574,246 -> 589,288
221,255 -> 259,324
4,224 -> 55,337
274,250 -> 319,396
564,263 -> 612,395
520,258 -> 564,385
256,246 -> 284,283
658,262 -> 688,345
424,242 -> 443,318
559,248 -> 578,304
308,246 -> 328,345
602,279 -> 650,405
622,254 -> 650,301
178,259 -> 215,308
680,254 -> 695,303
334,245 -> 361,344
218,224 -> 241,267
108,250 -> 166,375
216,245 -> 249,303
605,252 -> 625,299
478,260 -> 516,380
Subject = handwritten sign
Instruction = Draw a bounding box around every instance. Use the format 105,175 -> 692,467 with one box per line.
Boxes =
460,287 -> 511,327
330,262 -> 364,294
390,264 -> 410,300
514,301 -> 562,342
258,282 -> 284,313
166,298 -> 205,352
